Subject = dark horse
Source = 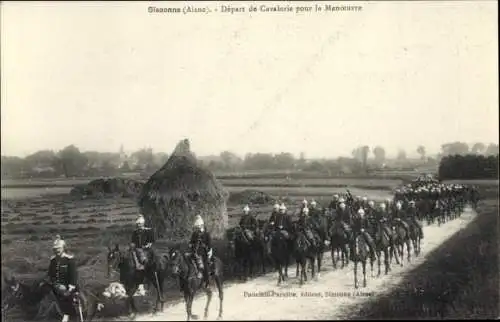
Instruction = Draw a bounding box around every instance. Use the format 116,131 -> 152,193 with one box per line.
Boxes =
351,233 -> 372,289
2,275 -> 102,322
2,276 -> 57,321
227,225 -> 267,281
106,244 -> 167,319
391,220 -> 412,266
165,247 -> 224,321
265,228 -> 292,286
371,219 -> 396,276
327,220 -> 351,270
407,219 -> 422,256
292,230 -> 317,285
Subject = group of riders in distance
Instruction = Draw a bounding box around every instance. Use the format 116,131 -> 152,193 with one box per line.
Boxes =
2,177 -> 480,322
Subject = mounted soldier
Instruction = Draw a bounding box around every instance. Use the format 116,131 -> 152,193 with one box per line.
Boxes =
309,199 -> 327,244
365,200 -> 377,236
47,236 -> 80,322
296,207 -> 317,248
299,199 -> 308,216
131,214 -> 155,296
391,201 -> 410,235
351,209 -> 377,262
328,194 -> 340,210
239,204 -> 258,242
270,202 -> 280,222
189,215 -> 213,287
406,200 -> 424,238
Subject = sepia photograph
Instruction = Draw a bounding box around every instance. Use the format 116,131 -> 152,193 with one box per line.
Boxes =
1,1 -> 498,321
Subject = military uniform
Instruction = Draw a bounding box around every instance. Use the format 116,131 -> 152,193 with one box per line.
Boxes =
131,227 -> 155,267
406,205 -> 424,238
239,213 -> 258,242
48,253 -> 78,316
190,229 -> 213,284
351,213 -> 376,261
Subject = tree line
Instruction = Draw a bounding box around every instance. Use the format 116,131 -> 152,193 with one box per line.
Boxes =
438,154 -> 499,180
1,141 -> 498,179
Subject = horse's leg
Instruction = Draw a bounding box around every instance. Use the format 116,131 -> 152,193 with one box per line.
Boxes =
296,260 -> 300,278
331,243 -> 337,269
377,249 -> 382,277
127,285 -> 138,319
370,254 -> 375,278
354,260 -> 358,289
384,247 -> 390,274
183,292 -> 191,321
316,252 -> 322,279
362,260 -> 367,288
406,239 -> 411,263
311,256 -> 317,281
214,276 -> 223,320
203,286 -> 213,319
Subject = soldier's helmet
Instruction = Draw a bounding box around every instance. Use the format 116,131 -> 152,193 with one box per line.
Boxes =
136,214 -> 145,226
279,203 -> 287,212
243,205 -> 250,214
380,202 -> 387,210
273,203 -> 280,211
53,235 -> 66,249
194,215 -> 204,229
338,197 -> 345,203
310,200 -> 317,207
302,199 -> 308,206
368,200 -> 375,207
302,207 -> 310,215
339,202 -> 346,209
358,208 -> 365,217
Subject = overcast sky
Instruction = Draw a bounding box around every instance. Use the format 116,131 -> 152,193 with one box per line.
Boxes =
1,1 -> 498,159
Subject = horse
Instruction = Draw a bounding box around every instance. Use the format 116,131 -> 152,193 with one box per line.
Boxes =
327,220 -> 351,270
351,233 -> 371,289
292,230 -> 317,285
391,220 -> 412,265
2,275 -> 102,322
265,228 -> 291,286
165,247 -> 223,321
371,219 -> 395,276
106,244 -> 167,319
308,214 -> 328,276
2,275 -> 58,321
407,219 -> 422,256
227,224 -> 269,281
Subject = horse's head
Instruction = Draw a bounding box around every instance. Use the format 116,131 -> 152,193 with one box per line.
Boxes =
106,244 -> 122,278
165,247 -> 184,277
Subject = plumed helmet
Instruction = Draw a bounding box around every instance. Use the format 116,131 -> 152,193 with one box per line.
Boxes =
194,215 -> 204,228
303,207 -> 309,214
368,200 -> 375,207
362,196 -> 368,201
136,214 -> 145,225
53,235 -> 66,249
358,208 -> 365,216
273,203 -> 280,211
243,205 -> 250,213
310,200 -> 317,207
302,199 -> 308,205
333,194 -> 339,199
338,197 -> 345,203
380,202 -> 386,209
339,202 -> 346,209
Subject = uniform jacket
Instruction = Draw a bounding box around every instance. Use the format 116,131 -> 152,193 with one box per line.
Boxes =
190,229 -> 212,253
336,208 -> 352,225
406,207 -> 418,219
48,253 -> 77,287
131,227 -> 155,248
352,214 -> 368,233
239,214 -> 258,231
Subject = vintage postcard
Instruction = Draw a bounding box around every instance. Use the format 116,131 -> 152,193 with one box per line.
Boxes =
1,1 -> 498,321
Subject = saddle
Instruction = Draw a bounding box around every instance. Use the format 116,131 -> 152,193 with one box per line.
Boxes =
242,228 -> 255,242
393,218 -> 410,232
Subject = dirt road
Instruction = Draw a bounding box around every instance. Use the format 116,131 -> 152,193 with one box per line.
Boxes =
125,208 -> 477,321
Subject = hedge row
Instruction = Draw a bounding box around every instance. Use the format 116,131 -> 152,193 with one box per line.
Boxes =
438,155 -> 498,180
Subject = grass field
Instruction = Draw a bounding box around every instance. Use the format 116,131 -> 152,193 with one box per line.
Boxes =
1,173 -> 497,321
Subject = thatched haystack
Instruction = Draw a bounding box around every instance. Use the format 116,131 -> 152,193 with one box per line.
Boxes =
138,139 -> 229,240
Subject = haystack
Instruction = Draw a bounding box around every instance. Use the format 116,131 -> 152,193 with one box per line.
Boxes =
138,139 -> 229,240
